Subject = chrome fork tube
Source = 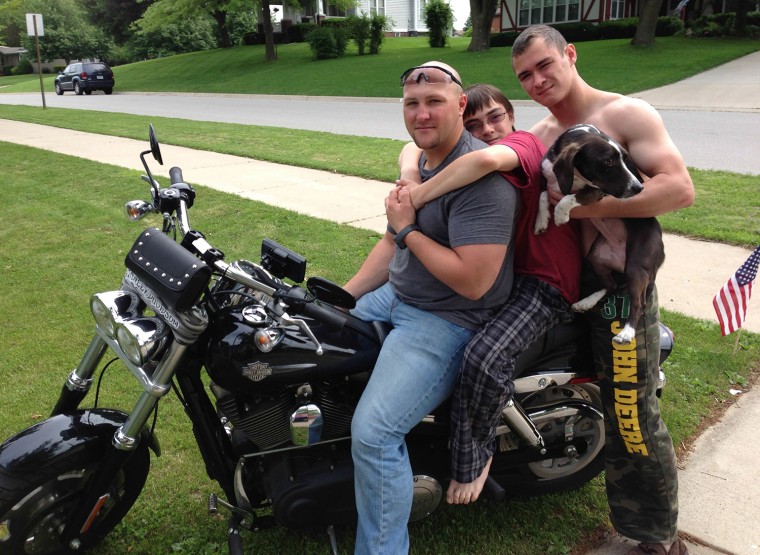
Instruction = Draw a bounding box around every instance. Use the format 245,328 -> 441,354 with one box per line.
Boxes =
51,335 -> 108,416
113,341 -> 188,449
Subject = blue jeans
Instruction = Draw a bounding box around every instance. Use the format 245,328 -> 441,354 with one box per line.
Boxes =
350,283 -> 473,555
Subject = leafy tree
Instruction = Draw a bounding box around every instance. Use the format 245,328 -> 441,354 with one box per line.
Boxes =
467,0 -> 498,52
0,0 -> 23,46
128,15 -> 217,59
134,0 -> 251,49
424,0 -> 452,48
631,0 -> 664,46
79,0 -> 150,44
18,0 -> 113,62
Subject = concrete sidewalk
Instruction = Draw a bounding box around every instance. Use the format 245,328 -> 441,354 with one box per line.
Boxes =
2,52 -> 759,554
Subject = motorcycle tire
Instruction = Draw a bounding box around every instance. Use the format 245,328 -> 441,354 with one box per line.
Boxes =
493,383 -> 606,496
0,442 -> 150,554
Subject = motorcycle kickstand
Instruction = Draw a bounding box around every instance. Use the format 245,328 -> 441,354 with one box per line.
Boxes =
327,524 -> 339,555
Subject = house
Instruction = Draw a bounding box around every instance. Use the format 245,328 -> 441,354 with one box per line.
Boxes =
493,0 -> 735,31
281,0 -> 433,35
0,46 -> 27,74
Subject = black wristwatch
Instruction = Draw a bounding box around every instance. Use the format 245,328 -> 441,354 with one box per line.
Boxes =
394,224 -> 421,250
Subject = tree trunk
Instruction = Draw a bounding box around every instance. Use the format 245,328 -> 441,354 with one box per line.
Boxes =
467,0 -> 498,52
733,0 -> 749,33
213,10 -> 232,48
631,0 -> 665,46
260,0 -> 277,62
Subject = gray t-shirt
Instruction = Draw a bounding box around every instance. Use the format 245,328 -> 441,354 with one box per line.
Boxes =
388,131 -> 519,330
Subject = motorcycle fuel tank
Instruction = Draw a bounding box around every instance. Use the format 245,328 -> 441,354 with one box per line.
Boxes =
205,305 -> 380,394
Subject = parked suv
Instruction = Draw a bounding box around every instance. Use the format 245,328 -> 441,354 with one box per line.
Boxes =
54,62 -> 115,96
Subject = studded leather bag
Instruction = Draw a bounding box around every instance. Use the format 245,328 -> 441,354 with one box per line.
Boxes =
125,228 -> 212,311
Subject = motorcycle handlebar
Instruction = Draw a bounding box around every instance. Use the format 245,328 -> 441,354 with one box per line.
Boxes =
169,166 -> 184,185
300,300 -> 347,330
287,286 -> 346,330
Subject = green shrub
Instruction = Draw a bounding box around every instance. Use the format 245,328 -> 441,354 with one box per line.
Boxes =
425,0 -> 453,48
307,26 -> 338,59
597,17 -> 638,39
287,23 -> 316,43
334,26 -> 350,56
322,17 -> 351,31
686,12 -> 760,36
655,16 -> 684,36
489,30 -> 519,47
369,14 -> 390,54
11,58 -> 33,75
348,14 -> 371,55
242,31 -> 260,45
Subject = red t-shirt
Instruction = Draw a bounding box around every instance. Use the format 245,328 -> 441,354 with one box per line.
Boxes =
498,131 -> 582,303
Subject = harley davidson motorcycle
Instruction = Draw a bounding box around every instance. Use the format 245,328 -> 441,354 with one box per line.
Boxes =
0,126 -> 674,555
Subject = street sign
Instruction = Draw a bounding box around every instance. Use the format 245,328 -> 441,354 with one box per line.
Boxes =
26,13 -> 44,36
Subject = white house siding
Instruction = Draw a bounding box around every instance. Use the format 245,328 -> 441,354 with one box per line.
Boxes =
367,0 -> 427,34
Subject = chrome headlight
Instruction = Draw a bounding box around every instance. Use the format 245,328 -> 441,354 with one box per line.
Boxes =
115,317 -> 169,367
91,291 -> 143,338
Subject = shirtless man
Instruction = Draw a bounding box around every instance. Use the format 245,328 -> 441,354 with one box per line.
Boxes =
510,25 -> 694,555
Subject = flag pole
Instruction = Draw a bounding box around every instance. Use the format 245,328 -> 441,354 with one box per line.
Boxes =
732,328 -> 742,354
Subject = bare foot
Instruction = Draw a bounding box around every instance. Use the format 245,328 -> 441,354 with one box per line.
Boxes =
446,457 -> 493,505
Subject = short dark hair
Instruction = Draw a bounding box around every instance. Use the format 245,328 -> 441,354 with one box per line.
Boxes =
463,83 -> 516,131
512,24 -> 568,57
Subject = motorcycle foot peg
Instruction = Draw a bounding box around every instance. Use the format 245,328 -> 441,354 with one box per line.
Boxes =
208,493 -> 219,515
483,476 -> 506,502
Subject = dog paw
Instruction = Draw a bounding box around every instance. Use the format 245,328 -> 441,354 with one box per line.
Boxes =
613,325 -> 636,344
534,218 -> 548,235
572,289 -> 607,312
554,209 -> 571,226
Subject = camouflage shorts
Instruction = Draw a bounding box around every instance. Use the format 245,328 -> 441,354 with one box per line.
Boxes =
582,279 -> 679,543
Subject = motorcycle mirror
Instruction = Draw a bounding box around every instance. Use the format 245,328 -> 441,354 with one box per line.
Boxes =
148,123 -> 163,165
306,277 -> 356,310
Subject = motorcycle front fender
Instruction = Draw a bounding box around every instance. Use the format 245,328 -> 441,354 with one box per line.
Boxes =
0,408 -> 160,473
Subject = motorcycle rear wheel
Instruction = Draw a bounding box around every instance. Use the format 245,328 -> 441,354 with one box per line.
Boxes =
0,444 -> 150,554
494,384 -> 605,496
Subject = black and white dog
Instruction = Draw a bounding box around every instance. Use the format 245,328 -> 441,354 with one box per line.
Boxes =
536,124 -> 665,344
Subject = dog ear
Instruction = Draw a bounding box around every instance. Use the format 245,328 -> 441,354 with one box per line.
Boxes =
552,144 -> 581,194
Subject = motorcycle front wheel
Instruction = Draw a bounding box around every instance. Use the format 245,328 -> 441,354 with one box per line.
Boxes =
0,444 -> 150,554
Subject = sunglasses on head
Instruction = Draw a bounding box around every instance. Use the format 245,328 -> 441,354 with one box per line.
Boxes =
400,66 -> 463,88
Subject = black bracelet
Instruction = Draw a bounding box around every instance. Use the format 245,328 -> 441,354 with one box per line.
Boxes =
394,224 -> 421,249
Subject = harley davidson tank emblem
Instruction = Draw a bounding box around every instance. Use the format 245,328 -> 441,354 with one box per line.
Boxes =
242,361 -> 272,382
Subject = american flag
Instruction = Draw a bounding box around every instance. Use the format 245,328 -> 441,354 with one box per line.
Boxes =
713,245 -> 760,336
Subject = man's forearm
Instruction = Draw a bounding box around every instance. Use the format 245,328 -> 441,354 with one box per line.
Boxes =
344,234 -> 394,300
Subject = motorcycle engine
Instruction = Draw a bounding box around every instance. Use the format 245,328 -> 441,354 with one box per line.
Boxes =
211,382 -> 356,451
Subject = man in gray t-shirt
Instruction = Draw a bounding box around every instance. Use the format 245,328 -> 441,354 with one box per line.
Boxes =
344,61 -> 517,555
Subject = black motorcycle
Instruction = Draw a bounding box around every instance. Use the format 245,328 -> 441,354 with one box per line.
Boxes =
0,126 -> 674,555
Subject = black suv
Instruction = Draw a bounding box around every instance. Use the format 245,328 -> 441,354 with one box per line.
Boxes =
54,62 -> 115,95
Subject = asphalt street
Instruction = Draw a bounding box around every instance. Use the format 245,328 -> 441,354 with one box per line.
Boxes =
0,91 -> 759,175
